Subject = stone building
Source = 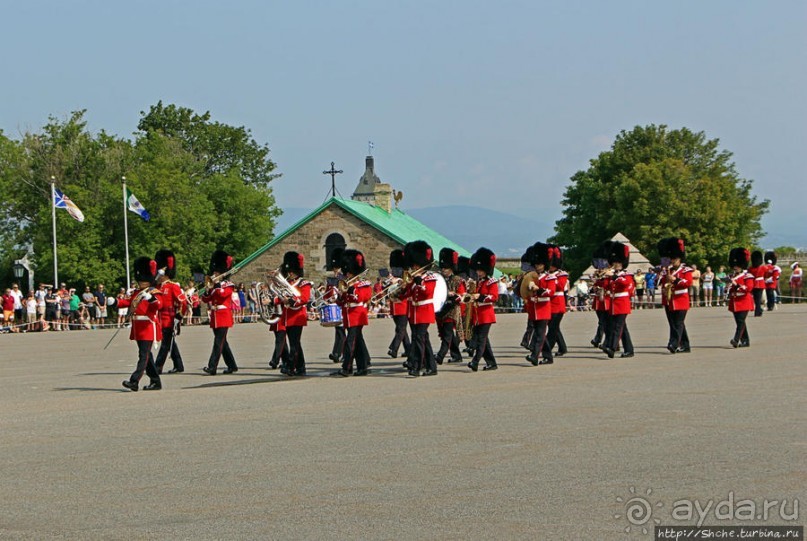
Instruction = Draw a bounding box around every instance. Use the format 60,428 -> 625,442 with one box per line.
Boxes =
235,157 -> 471,285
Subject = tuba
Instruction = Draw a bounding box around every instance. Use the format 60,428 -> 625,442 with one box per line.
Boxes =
251,269 -> 302,325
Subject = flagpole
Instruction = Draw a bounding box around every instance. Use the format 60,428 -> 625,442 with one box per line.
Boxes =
122,176 -> 131,287
51,177 -> 58,287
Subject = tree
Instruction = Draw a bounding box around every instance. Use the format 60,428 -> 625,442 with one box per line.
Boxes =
551,125 -> 769,277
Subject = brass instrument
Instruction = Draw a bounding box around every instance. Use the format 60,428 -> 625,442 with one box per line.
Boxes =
251,269 -> 302,325
337,269 -> 370,295
371,276 -> 402,304
462,279 -> 477,338
663,266 -> 675,303
201,266 -> 242,292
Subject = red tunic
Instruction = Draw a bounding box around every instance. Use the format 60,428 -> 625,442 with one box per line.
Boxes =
551,271 -> 568,314
400,271 -> 438,325
609,271 -> 634,316
157,280 -> 187,328
120,288 -> 163,341
748,265 -> 765,290
764,264 -> 781,290
728,271 -> 755,312
277,278 -> 311,328
201,281 -> 235,329
527,272 -> 554,321
592,275 -> 612,312
340,279 -> 371,328
473,277 -> 498,325
668,265 -> 692,311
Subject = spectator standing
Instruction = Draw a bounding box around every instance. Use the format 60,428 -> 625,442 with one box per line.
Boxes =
701,266 -> 715,307
81,286 -> 96,326
690,265 -> 701,307
2,288 -> 18,332
34,284 -> 47,323
790,262 -> 802,303
116,288 -> 129,327
69,289 -> 80,329
94,284 -> 108,327
60,287 -> 71,330
633,270 -> 645,309
10,284 -> 25,327
25,292 -> 37,331
715,266 -> 727,306
237,283 -> 247,323
247,282 -> 258,319
45,287 -> 61,330
644,268 -> 657,308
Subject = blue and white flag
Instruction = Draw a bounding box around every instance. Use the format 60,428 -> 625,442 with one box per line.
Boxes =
125,187 -> 150,221
53,188 -> 85,222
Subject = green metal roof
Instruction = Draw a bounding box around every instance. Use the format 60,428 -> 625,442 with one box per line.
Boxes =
236,197 -> 478,270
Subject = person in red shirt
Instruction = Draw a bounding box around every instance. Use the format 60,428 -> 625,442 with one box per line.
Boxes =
604,241 -> 634,358
276,251 -> 312,377
545,244 -> 568,358
397,241 -> 439,377
331,249 -> 371,377
153,249 -> 188,374
518,247 -> 536,350
589,242 -> 613,349
467,247 -> 499,372
524,242 -> 555,365
748,251 -> 765,317
202,250 -> 238,375
658,237 -> 692,353
323,248 -> 346,363
763,251 -> 780,311
435,248 -> 466,365
120,257 -> 164,391
386,249 -> 411,359
727,248 -> 754,348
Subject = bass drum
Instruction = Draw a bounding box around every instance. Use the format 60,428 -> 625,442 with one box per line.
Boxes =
432,273 -> 448,313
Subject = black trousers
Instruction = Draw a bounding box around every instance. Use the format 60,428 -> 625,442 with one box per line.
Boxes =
666,309 -> 690,350
408,323 -> 436,373
607,314 -> 633,354
555,323 -> 567,354
286,326 -> 306,374
207,327 -> 237,372
436,319 -> 462,362
765,288 -> 776,311
753,288 -> 764,316
130,340 -> 160,385
545,313 -> 565,352
732,311 -> 750,345
593,310 -> 607,345
343,325 -> 370,372
155,325 -> 183,372
521,319 -> 535,347
529,319 -> 550,361
470,323 -> 496,368
332,326 -> 346,358
388,315 -> 411,356
271,329 -> 290,367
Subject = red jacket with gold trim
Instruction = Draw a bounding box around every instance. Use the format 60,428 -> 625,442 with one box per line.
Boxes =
119,288 -> 163,341
157,280 -> 187,329
551,270 -> 568,314
728,270 -> 755,313
527,271 -> 554,321
609,271 -> 634,316
473,276 -> 498,325
277,278 -> 311,328
668,265 -> 692,311
202,281 -> 235,329
339,279 -> 371,328
400,271 -> 438,325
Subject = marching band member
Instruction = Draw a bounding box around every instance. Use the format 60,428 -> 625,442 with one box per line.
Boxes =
435,248 -> 466,364
386,249 -> 411,359
202,250 -> 239,375
764,251 -> 780,311
467,247 -> 499,372
727,248 -> 754,348
457,255 -> 477,356
324,248 -> 346,363
519,247 -> 536,350
120,257 -> 164,392
749,251 -> 765,317
331,249 -> 372,377
658,237 -> 692,353
276,251 -> 312,377
604,241 -> 634,359
153,249 -> 188,374
267,281 -> 290,370
589,242 -> 613,349
398,241 -> 438,377
524,242 -> 555,365
546,245 -> 568,358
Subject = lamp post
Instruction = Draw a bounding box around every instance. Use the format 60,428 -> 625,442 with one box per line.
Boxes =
13,253 -> 34,293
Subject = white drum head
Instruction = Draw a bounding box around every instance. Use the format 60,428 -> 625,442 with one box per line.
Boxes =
432,273 -> 448,312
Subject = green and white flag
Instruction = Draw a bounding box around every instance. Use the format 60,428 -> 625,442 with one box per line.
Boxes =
125,187 -> 150,221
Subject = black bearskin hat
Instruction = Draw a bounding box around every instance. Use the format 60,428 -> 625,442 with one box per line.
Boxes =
389,249 -> 405,269
548,244 -> 563,269
328,248 -> 344,271
134,256 -> 158,284
764,251 -> 777,265
439,247 -> 459,272
470,247 -> 496,276
608,241 -> 630,268
281,251 -> 304,277
340,249 -> 366,276
403,240 -> 434,269
657,237 -> 686,260
531,242 -> 551,267
729,247 -> 750,269
521,246 -> 535,272
457,256 -> 471,278
209,250 -> 233,275
592,241 -> 612,270
154,249 -> 177,279
751,250 -> 763,268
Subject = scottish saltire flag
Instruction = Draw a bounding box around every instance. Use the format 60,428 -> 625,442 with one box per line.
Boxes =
53,188 -> 85,222
125,187 -> 150,221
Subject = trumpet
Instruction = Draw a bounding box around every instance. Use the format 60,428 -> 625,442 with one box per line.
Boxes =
337,269 -> 369,294
370,276 -> 402,304
201,266 -> 242,292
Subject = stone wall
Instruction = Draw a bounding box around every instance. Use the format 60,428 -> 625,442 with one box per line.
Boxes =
237,204 -> 401,286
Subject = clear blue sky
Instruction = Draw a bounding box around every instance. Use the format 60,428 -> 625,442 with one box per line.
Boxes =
2,1 -> 805,245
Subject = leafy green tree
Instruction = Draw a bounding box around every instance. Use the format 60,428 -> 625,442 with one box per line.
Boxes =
551,125 -> 769,277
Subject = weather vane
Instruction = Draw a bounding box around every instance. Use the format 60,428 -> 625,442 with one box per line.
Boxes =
368,140 -> 374,156
323,161 -> 343,198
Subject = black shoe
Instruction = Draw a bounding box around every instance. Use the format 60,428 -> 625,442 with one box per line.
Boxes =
675,347 -> 691,353
143,381 -> 162,390
122,380 -> 138,392
423,369 -> 438,376
555,351 -> 565,357
619,352 -> 634,358
406,370 -> 420,378
526,354 -> 539,366
330,369 -> 350,377
268,362 -> 279,370
482,364 -> 498,371
387,349 -> 397,359
223,367 -> 238,374
448,356 -> 463,363
167,368 -> 184,374
739,342 -> 750,348
606,348 -> 615,359
467,362 -> 478,372
590,339 -> 600,348
667,345 -> 676,354
539,358 -> 554,365
520,340 -> 530,350
329,353 -> 341,363
402,361 -> 410,370
354,369 -> 369,376
435,356 -> 444,365
730,339 -> 738,348
202,366 -> 216,375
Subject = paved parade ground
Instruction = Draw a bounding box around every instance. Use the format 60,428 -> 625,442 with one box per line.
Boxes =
0,307 -> 804,540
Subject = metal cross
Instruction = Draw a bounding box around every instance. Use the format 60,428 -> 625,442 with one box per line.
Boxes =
323,161 -> 343,198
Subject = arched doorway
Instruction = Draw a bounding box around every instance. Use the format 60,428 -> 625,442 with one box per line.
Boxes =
324,232 -> 347,268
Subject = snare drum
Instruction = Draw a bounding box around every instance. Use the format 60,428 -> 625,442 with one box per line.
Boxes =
319,304 -> 343,327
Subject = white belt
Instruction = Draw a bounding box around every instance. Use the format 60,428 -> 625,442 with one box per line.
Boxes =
534,298 -> 551,303
553,292 -> 565,297
347,303 -> 366,308
674,290 -> 688,295
612,292 -> 630,298
754,277 -> 764,281
287,305 -> 303,311
411,300 -> 432,306
211,305 -> 228,310
477,302 -> 493,306
132,315 -> 152,321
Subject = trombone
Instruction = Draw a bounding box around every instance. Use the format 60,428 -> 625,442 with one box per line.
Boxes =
337,269 -> 369,294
